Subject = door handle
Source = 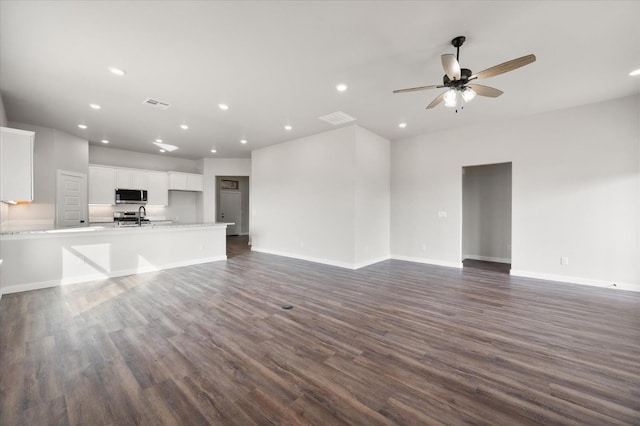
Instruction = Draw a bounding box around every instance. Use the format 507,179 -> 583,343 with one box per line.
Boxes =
80,220 -> 85,223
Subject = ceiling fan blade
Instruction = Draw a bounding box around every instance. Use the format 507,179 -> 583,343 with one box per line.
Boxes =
426,92 -> 446,109
467,84 -> 503,98
441,54 -> 461,80
471,54 -> 536,80
393,84 -> 442,94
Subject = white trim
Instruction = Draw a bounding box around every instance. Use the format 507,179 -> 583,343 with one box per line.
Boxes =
463,254 -> 511,264
251,247 -> 357,270
0,255 -> 227,296
391,255 -> 463,269
354,255 -> 391,270
510,269 -> 640,292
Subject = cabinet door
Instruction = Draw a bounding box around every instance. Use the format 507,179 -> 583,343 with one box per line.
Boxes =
88,166 -> 115,204
0,127 -> 34,202
145,171 -> 168,206
186,173 -> 203,191
168,173 -> 187,190
115,169 -> 130,189
115,169 -> 144,189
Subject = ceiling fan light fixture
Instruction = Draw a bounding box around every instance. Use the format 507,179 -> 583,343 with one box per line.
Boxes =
443,89 -> 457,107
462,87 -> 476,102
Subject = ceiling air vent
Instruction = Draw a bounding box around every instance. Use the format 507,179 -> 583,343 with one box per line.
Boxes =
318,111 -> 356,126
142,98 -> 171,110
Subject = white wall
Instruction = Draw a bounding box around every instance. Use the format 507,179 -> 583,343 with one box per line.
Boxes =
0,92 -> 10,222
354,126 -> 390,267
198,158 -> 251,223
391,95 -> 640,288
462,162 -> 512,263
90,145 -> 197,173
251,125 -> 390,269
0,92 -> 7,127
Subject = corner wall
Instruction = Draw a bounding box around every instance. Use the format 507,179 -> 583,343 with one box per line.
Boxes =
391,95 -> 640,289
251,125 -> 390,269
354,126 -> 390,267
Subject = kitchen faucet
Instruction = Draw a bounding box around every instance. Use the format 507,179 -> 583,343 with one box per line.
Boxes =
137,205 -> 146,226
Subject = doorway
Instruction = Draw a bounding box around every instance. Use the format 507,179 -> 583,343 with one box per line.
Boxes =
462,162 -> 512,273
219,190 -> 241,236
215,176 -> 250,237
55,170 -> 87,228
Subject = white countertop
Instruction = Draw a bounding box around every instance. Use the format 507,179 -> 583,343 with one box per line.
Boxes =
0,221 -> 233,238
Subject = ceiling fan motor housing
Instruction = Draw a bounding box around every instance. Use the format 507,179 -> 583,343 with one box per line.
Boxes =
443,68 -> 472,88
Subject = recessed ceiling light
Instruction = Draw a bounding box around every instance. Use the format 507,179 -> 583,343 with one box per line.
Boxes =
218,104 -> 229,111
89,103 -> 101,110
398,122 -> 407,128
210,149 -> 217,153
180,124 -> 189,130
159,149 -> 166,153
155,138 -> 163,143
336,83 -> 348,92
240,139 -> 247,144
630,68 -> 640,77
78,124 -> 88,129
108,66 -> 126,76
101,139 -> 109,144
284,125 -> 292,131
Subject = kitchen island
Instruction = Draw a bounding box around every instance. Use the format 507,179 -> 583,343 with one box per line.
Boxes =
0,222 -> 230,295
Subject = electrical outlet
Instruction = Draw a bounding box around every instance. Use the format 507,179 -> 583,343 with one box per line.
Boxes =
438,211 -> 448,218
421,243 -> 427,252
560,257 -> 569,265
300,240 -> 305,248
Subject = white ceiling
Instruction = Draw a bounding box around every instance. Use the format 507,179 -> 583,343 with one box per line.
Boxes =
1,1 -> 639,160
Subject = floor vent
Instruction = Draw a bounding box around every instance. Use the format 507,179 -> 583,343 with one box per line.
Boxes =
142,98 -> 171,110
318,111 -> 356,126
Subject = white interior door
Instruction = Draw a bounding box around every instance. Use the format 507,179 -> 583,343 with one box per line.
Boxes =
219,190 -> 241,236
56,170 -> 87,228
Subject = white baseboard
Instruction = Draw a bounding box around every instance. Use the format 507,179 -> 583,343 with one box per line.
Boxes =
0,256 -> 227,296
251,247 -> 389,270
510,269 -> 640,292
251,247 -> 355,269
391,255 -> 463,269
354,255 -> 391,270
463,254 -> 511,264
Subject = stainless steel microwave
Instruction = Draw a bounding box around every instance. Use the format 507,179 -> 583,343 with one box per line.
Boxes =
115,188 -> 147,204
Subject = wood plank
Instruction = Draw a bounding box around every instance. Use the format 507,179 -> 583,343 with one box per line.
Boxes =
0,237 -> 638,424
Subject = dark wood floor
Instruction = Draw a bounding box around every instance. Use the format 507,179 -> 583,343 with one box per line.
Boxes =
1,241 -> 639,425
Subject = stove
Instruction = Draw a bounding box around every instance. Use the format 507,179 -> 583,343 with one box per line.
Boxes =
113,211 -> 149,225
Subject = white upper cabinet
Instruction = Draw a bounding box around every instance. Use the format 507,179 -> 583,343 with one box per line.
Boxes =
115,168 -> 144,189
186,173 -> 203,191
88,164 -> 173,205
1,127 -> 35,203
88,165 -> 115,204
144,171 -> 169,206
168,172 -> 203,191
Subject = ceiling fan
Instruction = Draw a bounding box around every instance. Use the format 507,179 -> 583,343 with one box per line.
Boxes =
393,36 -> 536,111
